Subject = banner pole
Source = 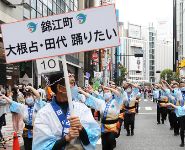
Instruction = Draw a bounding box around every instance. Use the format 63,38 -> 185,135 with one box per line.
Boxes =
61,55 -> 74,117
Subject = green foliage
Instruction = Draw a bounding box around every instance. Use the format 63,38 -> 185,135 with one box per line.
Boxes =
118,66 -> 126,86
160,69 -> 181,84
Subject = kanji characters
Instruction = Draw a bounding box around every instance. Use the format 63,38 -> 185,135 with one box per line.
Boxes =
6,45 -> 16,56
45,38 -> 55,50
71,33 -> 83,46
56,36 -> 67,48
52,19 -> 63,30
84,32 -> 92,43
17,43 -> 28,55
29,41 -> 38,53
63,17 -> 73,28
94,30 -> 105,42
41,20 -> 52,32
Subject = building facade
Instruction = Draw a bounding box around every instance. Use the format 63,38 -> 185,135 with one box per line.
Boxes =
119,22 -> 173,84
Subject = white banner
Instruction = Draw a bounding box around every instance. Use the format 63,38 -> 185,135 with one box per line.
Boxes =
1,4 -> 120,64
128,24 -> 141,39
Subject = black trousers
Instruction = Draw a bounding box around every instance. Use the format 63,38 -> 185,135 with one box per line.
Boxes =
135,103 -> 139,113
153,98 -> 157,103
168,109 -> 173,128
23,137 -> 33,150
144,93 -> 146,99
124,113 -> 135,133
0,114 -> 5,139
171,112 -> 179,134
179,116 -> 185,144
98,111 -> 100,121
157,106 -> 167,123
101,132 -> 117,150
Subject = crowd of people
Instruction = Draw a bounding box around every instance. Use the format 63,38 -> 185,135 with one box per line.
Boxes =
0,73 -> 185,150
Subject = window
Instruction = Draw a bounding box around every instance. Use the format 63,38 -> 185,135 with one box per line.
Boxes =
48,9 -> 53,16
149,71 -> 155,76
31,0 -> 37,9
149,36 -> 152,41
149,54 -> 154,59
53,2 -> 56,14
31,8 -> 36,18
24,5 -> 31,19
57,0 -> 61,6
61,0 -> 65,11
150,66 -> 155,70
57,5 -> 61,14
43,5 -> 48,16
37,0 -> 42,14
149,77 -> 155,82
149,49 -> 154,54
150,60 -> 154,65
37,12 -> 42,18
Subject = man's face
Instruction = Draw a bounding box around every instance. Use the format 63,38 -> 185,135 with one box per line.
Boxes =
69,76 -> 75,88
172,85 -> 178,89
180,83 -> 185,88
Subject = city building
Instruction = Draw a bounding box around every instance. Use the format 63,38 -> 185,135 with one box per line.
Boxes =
118,22 -> 173,84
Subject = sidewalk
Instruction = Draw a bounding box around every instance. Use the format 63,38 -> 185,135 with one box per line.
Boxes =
0,112 -> 24,150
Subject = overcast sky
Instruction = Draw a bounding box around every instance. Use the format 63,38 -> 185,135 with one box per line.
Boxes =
115,0 -> 173,29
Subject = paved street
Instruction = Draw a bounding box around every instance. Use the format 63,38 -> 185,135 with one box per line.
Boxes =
95,96 -> 183,150
0,96 -> 183,150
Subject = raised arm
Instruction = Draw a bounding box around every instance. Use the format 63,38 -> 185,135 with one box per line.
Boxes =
127,82 -> 138,89
78,88 -> 90,98
166,103 -> 177,110
161,80 -> 173,92
158,84 -> 165,92
0,95 -> 12,104
102,86 -> 121,98
26,86 -> 40,101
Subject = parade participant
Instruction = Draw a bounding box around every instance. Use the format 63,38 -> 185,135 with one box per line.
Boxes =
152,84 -> 167,124
163,81 -> 185,147
79,85 -> 123,150
0,86 -> 44,150
33,73 -> 100,150
161,80 -> 180,135
11,87 -> 24,135
165,102 -> 185,147
122,82 -> 139,136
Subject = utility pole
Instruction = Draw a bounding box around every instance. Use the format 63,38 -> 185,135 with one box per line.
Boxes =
115,47 -> 117,85
173,0 -> 177,72
104,49 -> 107,86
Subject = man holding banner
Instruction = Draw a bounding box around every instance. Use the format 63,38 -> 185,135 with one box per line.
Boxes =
32,73 -> 100,150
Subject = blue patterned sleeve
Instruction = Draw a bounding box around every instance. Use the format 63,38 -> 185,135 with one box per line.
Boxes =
98,94 -> 104,100
35,97 -> 46,108
80,104 -> 101,150
172,90 -> 178,98
133,87 -> 139,97
87,95 -> 104,111
175,106 -> 185,117
9,101 -> 26,115
164,88 -> 170,97
33,111 -> 58,150
114,91 -> 123,106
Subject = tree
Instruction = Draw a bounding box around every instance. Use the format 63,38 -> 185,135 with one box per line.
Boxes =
117,66 -> 126,86
160,69 -> 181,84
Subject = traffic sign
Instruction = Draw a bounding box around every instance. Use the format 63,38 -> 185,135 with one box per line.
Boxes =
92,52 -> 98,60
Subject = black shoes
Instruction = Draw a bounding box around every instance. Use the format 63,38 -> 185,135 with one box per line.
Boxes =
157,122 -> 161,124
180,143 -> 184,147
174,133 -> 179,136
131,132 -> 134,136
126,132 -> 130,136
